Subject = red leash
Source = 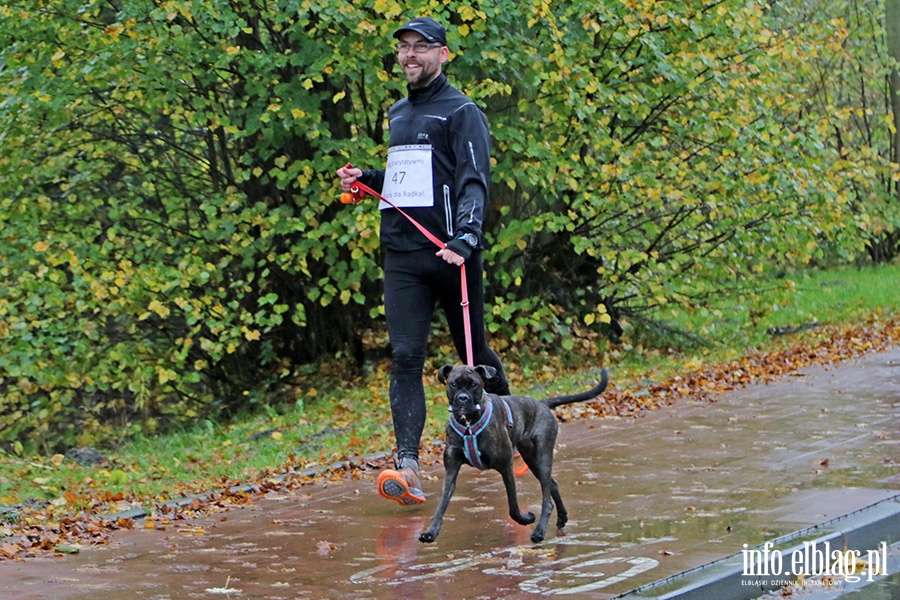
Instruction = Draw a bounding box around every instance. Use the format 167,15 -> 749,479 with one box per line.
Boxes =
342,164 -> 474,367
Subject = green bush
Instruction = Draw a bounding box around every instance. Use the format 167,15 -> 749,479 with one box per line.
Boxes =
0,0 -> 894,450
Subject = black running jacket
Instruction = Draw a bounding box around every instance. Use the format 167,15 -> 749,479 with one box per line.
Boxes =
359,74 -> 490,260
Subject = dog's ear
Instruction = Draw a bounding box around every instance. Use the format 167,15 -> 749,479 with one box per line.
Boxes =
474,365 -> 497,383
437,364 -> 454,384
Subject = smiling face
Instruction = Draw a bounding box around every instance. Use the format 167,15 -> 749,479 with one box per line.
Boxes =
397,31 -> 448,89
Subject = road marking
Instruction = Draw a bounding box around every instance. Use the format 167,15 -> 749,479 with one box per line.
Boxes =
350,536 -> 674,593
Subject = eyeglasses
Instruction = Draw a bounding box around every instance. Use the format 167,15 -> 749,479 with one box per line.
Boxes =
396,42 -> 443,54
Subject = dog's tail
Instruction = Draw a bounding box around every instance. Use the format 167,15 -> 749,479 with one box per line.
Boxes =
541,368 -> 609,409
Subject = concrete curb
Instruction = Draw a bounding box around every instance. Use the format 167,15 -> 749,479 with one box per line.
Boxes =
615,492 -> 900,600
1,450 -> 397,543
101,449 -> 397,523
102,440 -> 450,523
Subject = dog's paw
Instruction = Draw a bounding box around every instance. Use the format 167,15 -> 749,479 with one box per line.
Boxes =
513,511 -> 535,525
419,531 -> 437,543
530,529 -> 546,543
556,514 -> 568,528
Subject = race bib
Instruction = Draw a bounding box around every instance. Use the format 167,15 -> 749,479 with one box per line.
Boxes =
379,144 -> 434,209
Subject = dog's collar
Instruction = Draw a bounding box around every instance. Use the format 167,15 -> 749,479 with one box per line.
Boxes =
449,395 -> 513,470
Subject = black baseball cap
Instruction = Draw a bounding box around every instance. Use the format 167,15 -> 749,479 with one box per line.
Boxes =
393,17 -> 447,45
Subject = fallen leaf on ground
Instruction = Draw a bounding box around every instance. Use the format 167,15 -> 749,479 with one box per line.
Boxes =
316,540 -> 336,556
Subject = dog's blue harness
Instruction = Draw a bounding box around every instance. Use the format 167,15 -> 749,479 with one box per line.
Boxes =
449,395 -> 513,470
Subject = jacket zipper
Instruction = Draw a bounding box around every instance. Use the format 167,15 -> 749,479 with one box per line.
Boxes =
443,185 -> 453,237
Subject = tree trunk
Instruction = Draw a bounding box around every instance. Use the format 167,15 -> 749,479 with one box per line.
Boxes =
888,0 -> 900,172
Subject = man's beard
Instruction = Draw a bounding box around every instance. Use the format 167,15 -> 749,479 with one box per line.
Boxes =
404,63 -> 439,89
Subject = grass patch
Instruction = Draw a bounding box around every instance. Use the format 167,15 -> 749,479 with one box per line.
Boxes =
1,262 -> 898,520
0,374 -> 399,511
603,263 -> 900,383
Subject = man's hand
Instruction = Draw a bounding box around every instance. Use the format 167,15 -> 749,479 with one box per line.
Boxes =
336,165 -> 362,191
436,247 -> 465,266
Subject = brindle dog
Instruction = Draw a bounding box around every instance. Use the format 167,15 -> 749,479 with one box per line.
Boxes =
419,364 -> 609,544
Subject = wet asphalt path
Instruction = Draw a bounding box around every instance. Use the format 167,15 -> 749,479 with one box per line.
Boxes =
3,347 -> 899,599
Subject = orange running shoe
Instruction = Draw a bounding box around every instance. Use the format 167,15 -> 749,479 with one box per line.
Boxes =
513,451 -> 529,477
377,466 -> 426,506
